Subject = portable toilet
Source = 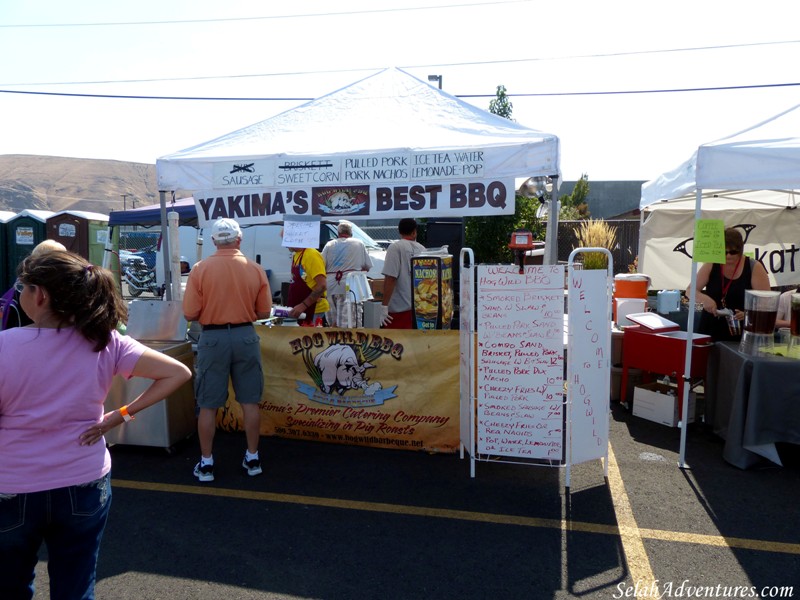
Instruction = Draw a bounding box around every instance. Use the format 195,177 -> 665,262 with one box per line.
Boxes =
0,210 -> 17,291
47,210 -> 110,265
5,209 -> 54,285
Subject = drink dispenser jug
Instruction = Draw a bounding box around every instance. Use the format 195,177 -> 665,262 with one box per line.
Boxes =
739,290 -> 780,355
789,293 -> 800,358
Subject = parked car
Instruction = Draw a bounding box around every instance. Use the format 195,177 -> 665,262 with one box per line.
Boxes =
372,239 -> 395,250
154,219 -> 387,303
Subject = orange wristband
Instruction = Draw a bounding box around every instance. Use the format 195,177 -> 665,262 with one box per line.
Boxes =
120,405 -> 135,422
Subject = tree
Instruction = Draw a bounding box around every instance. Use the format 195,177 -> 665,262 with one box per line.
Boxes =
463,85 -> 544,263
559,173 -> 591,219
488,85 -> 514,121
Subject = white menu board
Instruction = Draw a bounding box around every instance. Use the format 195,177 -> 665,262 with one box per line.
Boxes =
567,268 -> 610,464
476,264 -> 564,460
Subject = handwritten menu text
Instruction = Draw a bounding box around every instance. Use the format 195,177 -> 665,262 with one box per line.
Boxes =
476,265 -> 564,460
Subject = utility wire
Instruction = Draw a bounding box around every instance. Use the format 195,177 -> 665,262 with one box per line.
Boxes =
0,0 -> 530,28
2,39 -> 798,88
2,81 -> 800,101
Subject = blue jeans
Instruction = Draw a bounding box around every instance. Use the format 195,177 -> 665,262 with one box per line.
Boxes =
0,473 -> 112,600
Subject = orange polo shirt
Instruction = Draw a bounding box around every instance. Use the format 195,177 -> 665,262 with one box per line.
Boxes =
183,248 -> 270,326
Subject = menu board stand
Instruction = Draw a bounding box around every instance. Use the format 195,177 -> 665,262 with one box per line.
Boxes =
459,248 -> 612,489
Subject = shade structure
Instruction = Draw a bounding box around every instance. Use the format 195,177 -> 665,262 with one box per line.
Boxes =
156,67 -> 560,226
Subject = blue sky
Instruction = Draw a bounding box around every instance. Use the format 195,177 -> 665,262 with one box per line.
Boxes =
1,0 -> 799,182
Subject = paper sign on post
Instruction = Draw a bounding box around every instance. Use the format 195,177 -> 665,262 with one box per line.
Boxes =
281,219 -> 320,249
692,219 -> 725,264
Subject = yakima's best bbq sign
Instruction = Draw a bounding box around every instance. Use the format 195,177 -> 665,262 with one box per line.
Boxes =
193,149 -> 515,226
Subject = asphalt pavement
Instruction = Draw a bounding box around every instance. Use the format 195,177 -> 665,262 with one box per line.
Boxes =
31,403 -> 800,600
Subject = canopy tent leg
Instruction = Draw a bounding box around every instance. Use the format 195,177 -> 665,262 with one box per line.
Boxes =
678,188 -> 703,468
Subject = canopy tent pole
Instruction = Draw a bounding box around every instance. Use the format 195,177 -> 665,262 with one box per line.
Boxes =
545,175 -> 560,265
678,188 -> 703,468
159,191 -> 172,301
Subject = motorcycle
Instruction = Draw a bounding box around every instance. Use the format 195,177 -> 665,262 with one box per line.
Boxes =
123,256 -> 163,297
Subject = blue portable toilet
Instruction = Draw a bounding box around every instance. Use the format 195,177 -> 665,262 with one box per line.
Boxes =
0,211 -> 17,291
5,210 -> 54,286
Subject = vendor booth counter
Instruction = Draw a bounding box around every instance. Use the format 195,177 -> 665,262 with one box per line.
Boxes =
104,300 -> 196,450
706,342 -> 800,469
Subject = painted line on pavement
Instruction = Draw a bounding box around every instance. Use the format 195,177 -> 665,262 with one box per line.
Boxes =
113,476 -> 800,556
605,442 -> 659,595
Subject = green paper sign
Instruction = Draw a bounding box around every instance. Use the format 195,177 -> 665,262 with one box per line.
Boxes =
693,219 -> 726,263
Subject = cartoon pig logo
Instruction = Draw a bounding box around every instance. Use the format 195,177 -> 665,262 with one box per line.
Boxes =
313,344 -> 382,396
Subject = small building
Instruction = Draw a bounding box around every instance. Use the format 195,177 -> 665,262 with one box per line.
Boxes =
3,209 -> 54,290
47,210 -> 110,265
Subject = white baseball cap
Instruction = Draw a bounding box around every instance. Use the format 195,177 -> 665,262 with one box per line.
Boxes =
211,218 -> 241,242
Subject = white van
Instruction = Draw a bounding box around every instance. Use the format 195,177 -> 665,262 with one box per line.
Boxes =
158,219 -> 386,301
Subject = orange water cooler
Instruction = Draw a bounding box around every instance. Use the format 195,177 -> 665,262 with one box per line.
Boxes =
613,274 -> 650,323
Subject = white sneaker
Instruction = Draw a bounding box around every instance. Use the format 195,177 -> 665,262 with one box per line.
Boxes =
193,461 -> 214,482
242,457 -> 262,476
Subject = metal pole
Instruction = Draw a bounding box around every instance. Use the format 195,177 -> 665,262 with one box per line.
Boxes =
159,191 -> 172,301
678,188 -> 703,469
545,175 -> 560,265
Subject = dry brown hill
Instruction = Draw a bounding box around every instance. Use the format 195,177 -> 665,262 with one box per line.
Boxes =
0,154 -> 159,215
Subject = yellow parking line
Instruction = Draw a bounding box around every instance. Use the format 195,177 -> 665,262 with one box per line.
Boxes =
605,443 -> 659,596
113,474 -> 800,557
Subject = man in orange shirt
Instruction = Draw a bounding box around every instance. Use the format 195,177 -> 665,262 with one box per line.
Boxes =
183,218 -> 271,482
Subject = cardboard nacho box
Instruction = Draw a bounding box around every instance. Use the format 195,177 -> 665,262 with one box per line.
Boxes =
411,252 -> 454,330
632,381 -> 696,427
368,278 -> 384,302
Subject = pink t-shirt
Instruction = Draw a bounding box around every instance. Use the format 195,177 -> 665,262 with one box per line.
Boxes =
0,327 -> 146,493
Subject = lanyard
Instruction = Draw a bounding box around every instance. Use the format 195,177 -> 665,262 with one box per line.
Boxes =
719,255 -> 742,308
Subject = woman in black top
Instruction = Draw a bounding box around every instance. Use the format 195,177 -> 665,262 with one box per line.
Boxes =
687,228 -> 771,342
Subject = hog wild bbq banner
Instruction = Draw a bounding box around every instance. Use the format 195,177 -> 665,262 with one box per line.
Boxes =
217,327 -> 460,453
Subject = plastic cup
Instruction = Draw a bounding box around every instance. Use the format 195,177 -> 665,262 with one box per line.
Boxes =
726,313 -> 742,336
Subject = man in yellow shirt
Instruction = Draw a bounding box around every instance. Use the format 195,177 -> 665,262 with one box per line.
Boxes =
183,218 -> 271,482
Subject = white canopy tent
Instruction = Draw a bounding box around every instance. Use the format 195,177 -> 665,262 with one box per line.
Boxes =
640,101 -> 800,467
639,189 -> 800,290
157,67 -> 561,261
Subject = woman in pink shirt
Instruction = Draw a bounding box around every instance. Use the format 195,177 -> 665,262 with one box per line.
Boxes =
0,251 -> 191,600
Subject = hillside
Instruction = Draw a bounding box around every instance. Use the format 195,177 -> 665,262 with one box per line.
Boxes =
0,154 -> 161,214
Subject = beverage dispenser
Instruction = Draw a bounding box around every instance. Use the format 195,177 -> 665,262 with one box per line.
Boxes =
613,273 -> 650,324
739,290 -> 780,355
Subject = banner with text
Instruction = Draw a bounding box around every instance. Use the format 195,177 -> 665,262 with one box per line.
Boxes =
187,146 -> 518,225
217,327 -> 460,453
194,179 -> 514,226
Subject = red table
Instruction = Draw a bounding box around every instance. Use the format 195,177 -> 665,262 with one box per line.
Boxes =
620,325 -> 712,416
